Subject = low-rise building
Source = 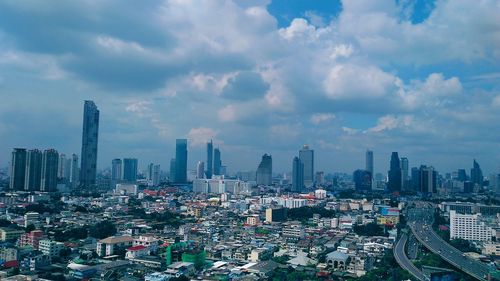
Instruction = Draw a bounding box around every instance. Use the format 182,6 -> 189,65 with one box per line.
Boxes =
96,236 -> 134,257
39,239 -> 65,259
0,228 -> 25,241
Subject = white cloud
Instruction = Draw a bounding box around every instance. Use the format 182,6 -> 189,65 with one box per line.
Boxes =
310,113 -> 335,124
187,127 -> 219,147
366,115 -> 413,133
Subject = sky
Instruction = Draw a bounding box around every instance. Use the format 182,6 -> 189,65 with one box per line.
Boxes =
0,0 -> 499,175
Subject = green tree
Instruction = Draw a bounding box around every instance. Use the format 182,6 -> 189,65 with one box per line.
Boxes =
88,221 -> 116,239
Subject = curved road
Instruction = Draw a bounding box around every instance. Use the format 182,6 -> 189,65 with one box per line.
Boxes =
394,233 -> 428,281
408,203 -> 494,281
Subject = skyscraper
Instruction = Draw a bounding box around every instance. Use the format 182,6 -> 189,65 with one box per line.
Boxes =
256,154 -> 272,186
419,165 -> 437,194
111,159 -> 122,182
388,152 -> 402,192
292,156 -> 304,193
365,150 -> 374,179
41,149 -> 59,192
123,158 -> 138,182
147,163 -> 154,184
80,100 -> 99,189
70,154 -> 79,188
299,145 -> 314,187
206,140 -> 213,179
25,149 -> 42,191
470,159 -> 483,187
169,158 -> 176,182
175,139 -> 188,183
153,164 -> 161,186
213,148 -> 221,176
196,161 -> 205,179
400,157 -> 409,190
10,148 -> 27,191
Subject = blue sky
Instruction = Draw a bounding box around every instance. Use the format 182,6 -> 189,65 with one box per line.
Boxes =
0,0 -> 499,175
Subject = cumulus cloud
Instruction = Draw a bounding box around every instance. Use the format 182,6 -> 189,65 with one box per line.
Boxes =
187,127 -> 219,147
310,113 -> 335,124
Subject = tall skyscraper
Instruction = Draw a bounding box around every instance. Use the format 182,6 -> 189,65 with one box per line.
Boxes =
147,163 -> 154,184
80,100 -> 99,189
388,152 -> 402,192
470,159 -> 483,187
58,154 -> 67,179
70,154 -> 79,188
213,148 -> 221,176
365,150 -> 374,179
299,145 -> 314,187
457,169 -> 467,182
400,157 -> 409,190
153,164 -> 161,186
41,149 -> 59,192
169,158 -> 176,182
25,149 -> 42,191
206,140 -> 213,179
292,156 -> 304,193
175,139 -> 188,183
196,161 -> 205,179
411,167 -> 420,191
256,154 -> 272,186
10,148 -> 27,191
111,159 -> 122,182
419,165 -> 437,194
123,158 -> 138,182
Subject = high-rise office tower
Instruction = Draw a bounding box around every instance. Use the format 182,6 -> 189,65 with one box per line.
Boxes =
470,159 -> 483,187
292,156 -> 304,193
213,148 -> 221,176
175,139 -> 188,183
206,140 -> 213,179
10,148 -> 27,191
147,163 -> 154,183
41,149 -> 59,192
411,167 -> 420,191
196,161 -> 205,179
387,152 -> 402,192
111,159 -> 122,182
70,154 -> 79,188
365,150 -> 374,179
153,164 -> 161,186
400,157 -> 409,190
63,158 -> 72,180
169,158 -> 176,182
256,154 -> 272,186
299,145 -> 314,188
25,149 -> 42,191
457,169 -> 467,182
419,165 -> 437,194
123,158 -> 138,182
58,154 -> 67,179
80,100 -> 99,189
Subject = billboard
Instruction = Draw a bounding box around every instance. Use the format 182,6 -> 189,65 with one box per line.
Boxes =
380,207 -> 400,216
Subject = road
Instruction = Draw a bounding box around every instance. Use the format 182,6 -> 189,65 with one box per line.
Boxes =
394,233 -> 428,281
407,202 -> 493,281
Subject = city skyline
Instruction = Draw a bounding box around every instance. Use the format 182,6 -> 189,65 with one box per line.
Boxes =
0,0 -> 499,174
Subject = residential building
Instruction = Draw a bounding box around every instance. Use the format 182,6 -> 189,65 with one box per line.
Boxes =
123,158 -> 138,182
10,148 -> 27,191
97,236 -> 134,257
39,239 -> 65,259
450,210 -> 493,242
25,149 -> 42,191
292,157 -> 304,193
299,145 -> 314,187
41,149 -> 59,192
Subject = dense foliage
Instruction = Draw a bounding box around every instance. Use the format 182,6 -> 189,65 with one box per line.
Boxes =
353,222 -> 387,237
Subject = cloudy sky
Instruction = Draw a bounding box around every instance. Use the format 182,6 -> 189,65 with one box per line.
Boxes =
0,0 -> 499,175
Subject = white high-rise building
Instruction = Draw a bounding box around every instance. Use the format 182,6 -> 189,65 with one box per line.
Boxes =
197,161 -> 205,179
450,210 -> 493,242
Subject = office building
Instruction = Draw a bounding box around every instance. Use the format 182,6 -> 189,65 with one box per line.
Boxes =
457,169 -> 467,182
419,165 -> 437,194
147,163 -> 154,184
213,148 -> 221,176
153,164 -> 161,186
175,139 -> 188,183
450,211 -> 493,242
25,149 -> 42,191
41,149 -> 59,192
206,140 -> 213,179
400,157 -> 409,190
80,100 -> 99,189
470,159 -> 483,187
70,154 -> 79,188
256,154 -> 272,186
387,152 -> 402,192
353,169 -> 372,191
10,148 -> 27,191
292,157 -> 304,193
57,154 -> 66,179
365,150 -> 373,180
169,158 -> 176,182
196,161 -> 204,179
265,207 -> 287,223
299,145 -> 314,187
111,159 -> 122,182
123,158 -> 138,182
315,171 -> 325,186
